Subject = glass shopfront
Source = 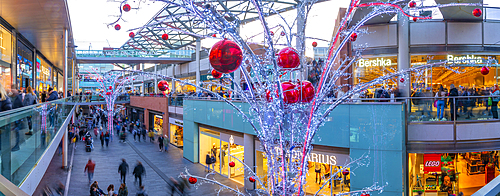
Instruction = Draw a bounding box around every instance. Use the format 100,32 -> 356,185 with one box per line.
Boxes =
0,25 -> 12,90
408,152 -> 500,196
36,57 -> 53,93
169,118 -> 183,147
199,127 -> 245,184
17,42 -> 33,89
354,56 -> 398,98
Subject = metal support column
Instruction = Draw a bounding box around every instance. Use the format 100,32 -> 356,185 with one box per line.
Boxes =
172,65 -> 176,93
62,29 -> 68,168
141,63 -> 145,95
32,48 -> 37,89
154,64 -> 158,93
243,133 -> 255,190
397,12 -> 410,97
297,2 -> 306,81
196,38 -> 201,90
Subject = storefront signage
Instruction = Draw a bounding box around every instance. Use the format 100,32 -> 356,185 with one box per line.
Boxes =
447,55 -> 483,64
169,117 -> 183,126
357,58 -> 393,67
423,154 -> 441,172
42,66 -> 50,76
273,147 -> 348,166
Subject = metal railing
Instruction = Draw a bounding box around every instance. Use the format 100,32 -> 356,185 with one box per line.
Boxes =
75,49 -> 194,58
64,95 -> 130,104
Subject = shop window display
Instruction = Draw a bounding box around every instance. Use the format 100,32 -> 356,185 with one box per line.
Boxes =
228,142 -> 244,184
409,152 -> 500,196
170,124 -> 183,147
353,56 -> 398,98
153,115 -> 163,135
199,129 -> 221,173
304,163 -> 349,195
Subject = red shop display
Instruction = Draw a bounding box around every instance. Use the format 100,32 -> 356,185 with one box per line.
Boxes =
486,163 -> 495,184
423,154 -> 442,172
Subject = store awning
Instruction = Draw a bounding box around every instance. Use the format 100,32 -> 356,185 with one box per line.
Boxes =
435,0 -> 483,21
0,0 -> 74,71
349,0 -> 410,27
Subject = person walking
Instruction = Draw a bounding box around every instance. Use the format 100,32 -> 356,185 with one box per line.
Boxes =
164,135 -> 169,152
118,159 -> 129,184
133,161 -> 146,187
100,131 -> 105,147
491,84 -> 500,119
84,159 -> 96,184
107,184 -> 116,196
158,135 -> 164,152
141,126 -> 147,142
118,183 -> 128,196
23,86 -> 37,135
136,185 -> 148,196
435,85 -> 447,121
133,128 -> 138,142
148,128 -> 155,143
105,131 -> 110,147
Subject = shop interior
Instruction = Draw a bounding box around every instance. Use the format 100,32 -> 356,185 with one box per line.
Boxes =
153,114 -> 163,135
169,124 -> 183,147
409,152 -> 500,196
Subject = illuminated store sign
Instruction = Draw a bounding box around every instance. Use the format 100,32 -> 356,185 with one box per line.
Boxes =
274,147 -> 348,165
357,58 -> 393,67
42,66 -> 50,75
447,55 -> 483,64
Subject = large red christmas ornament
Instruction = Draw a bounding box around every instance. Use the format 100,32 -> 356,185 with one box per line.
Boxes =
209,39 -> 243,73
350,33 -> 357,41
211,70 -> 222,79
342,169 -> 349,176
400,78 -> 405,83
188,177 -> 197,184
249,176 -> 256,183
312,42 -> 318,47
277,47 -> 300,69
282,82 -> 299,104
298,81 -> 315,103
473,8 -> 482,17
114,24 -> 121,30
129,32 -> 135,38
161,34 -> 169,40
158,80 -> 169,91
481,66 -> 489,75
409,1 -> 416,8
122,4 -> 131,12
229,162 -> 235,167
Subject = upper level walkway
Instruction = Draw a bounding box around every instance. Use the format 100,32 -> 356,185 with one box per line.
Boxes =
76,49 -> 194,64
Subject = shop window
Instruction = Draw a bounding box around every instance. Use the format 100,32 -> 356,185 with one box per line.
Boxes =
353,56 -> 398,98
170,124 -> 183,147
199,129 -> 220,173
304,163 -> 349,195
229,143 -> 244,184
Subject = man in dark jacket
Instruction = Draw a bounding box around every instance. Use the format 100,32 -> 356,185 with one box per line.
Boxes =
449,84 -> 459,120
118,159 -> 129,184
46,87 -> 59,101
10,87 -> 24,151
133,161 -> 146,186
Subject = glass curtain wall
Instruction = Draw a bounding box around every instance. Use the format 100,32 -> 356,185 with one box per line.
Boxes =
17,41 -> 33,90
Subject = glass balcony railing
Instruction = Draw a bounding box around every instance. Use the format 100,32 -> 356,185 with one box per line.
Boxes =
0,98 -> 75,188
65,95 -> 130,103
75,49 -> 194,58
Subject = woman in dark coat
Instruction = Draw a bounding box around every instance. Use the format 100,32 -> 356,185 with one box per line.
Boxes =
0,83 -> 12,112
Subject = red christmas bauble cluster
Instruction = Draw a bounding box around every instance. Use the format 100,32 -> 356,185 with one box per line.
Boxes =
277,47 -> 300,69
267,81 -> 315,104
409,1 -> 416,8
481,66 -> 489,75
342,169 -> 349,176
209,40 -> 243,73
282,82 -> 299,104
211,70 -> 222,79
473,8 -> 482,17
158,80 -> 169,91
161,34 -> 168,40
312,42 -> 318,47
114,24 -> 121,31
298,81 -> 315,103
350,33 -> 357,42
123,4 -> 131,12
129,32 -> 135,38
249,176 -> 256,183
188,177 -> 197,184
229,161 -> 235,167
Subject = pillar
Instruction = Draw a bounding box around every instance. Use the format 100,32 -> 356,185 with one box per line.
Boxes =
11,30 -> 17,87
141,63 -> 145,95
172,65 -> 176,93
296,2 -> 306,81
195,38 -> 201,89
154,64 -> 158,93
32,48 -> 37,89
62,28 -> 68,168
397,12 -> 410,97
243,133 -> 255,190
144,109 -> 149,131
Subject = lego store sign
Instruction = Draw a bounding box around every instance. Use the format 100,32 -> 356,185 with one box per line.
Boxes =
423,154 -> 441,172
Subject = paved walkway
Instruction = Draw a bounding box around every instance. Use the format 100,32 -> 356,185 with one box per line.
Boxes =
63,134 -> 246,195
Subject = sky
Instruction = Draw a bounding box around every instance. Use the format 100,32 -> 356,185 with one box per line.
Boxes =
68,0 -> 500,58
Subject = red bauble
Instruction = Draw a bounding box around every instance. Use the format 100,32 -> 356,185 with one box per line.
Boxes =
249,176 -> 256,183
298,81 -> 315,103
350,33 -> 357,41
108,86 -> 112,90
229,162 -> 235,167
158,80 -> 169,91
188,177 -> 197,184
481,66 -> 489,75
270,31 -> 274,36
209,39 -> 243,73
211,70 -> 222,79
409,1 -> 416,8
114,24 -> 121,30
212,34 -> 217,38
400,78 -> 405,83
129,32 -> 135,38
282,82 -> 299,104
161,34 -> 169,40
106,92 -> 112,95
280,31 -> 285,36
473,8 -> 482,17
277,47 -> 300,69
312,42 -> 318,47
342,169 -> 349,176
361,193 -> 370,196
265,90 -> 273,102
123,4 -> 131,12
413,17 -> 418,22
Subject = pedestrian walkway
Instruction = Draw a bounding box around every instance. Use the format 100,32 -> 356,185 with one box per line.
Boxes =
64,134 -> 246,195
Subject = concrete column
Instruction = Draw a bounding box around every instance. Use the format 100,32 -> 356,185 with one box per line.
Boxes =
62,29 -> 68,168
397,12 -> 410,97
172,65 -> 176,93
243,133 -> 255,190
11,30 -> 17,87
195,38 -> 201,89
144,109 -> 149,131
154,64 -> 158,93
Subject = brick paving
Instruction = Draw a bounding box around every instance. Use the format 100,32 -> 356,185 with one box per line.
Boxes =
61,133 -> 247,196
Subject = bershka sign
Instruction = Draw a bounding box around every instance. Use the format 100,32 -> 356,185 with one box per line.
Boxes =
423,154 -> 441,172
357,58 -> 393,67
447,55 -> 483,64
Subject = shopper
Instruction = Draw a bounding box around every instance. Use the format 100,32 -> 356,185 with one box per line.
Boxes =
84,159 -> 96,184
136,185 -> 148,196
90,181 -> 105,195
491,84 -> 500,119
158,135 -> 164,152
105,131 -> 110,147
141,125 -> 147,142
118,183 -> 128,196
46,87 -> 59,101
435,85 -> 447,121
118,159 -> 129,184
133,161 -> 146,187
0,83 -> 12,112
23,86 -> 37,135
148,128 -> 155,142
100,131 -> 105,147
133,128 -> 138,142
164,135 -> 169,152
449,84 -> 459,120
107,184 -> 116,196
